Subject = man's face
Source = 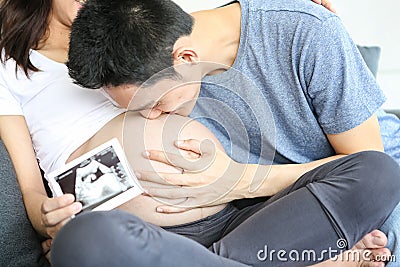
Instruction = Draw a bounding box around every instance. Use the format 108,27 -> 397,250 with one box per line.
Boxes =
104,78 -> 201,119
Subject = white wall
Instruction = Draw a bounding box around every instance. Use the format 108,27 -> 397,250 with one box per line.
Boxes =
174,0 -> 400,108
173,0 -> 231,13
334,0 -> 400,109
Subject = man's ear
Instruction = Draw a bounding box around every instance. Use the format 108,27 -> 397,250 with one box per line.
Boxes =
174,49 -> 199,64
173,37 -> 200,65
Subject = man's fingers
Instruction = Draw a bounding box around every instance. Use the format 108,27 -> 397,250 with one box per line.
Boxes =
140,180 -> 181,190
312,0 -> 322,4
156,205 -> 191,214
143,150 -> 205,171
175,139 -> 217,160
180,149 -> 202,160
137,171 -> 174,185
146,186 -> 189,200
175,139 -> 202,154
138,171 -> 209,187
143,139 -> 217,172
137,171 -> 190,186
143,150 -> 174,166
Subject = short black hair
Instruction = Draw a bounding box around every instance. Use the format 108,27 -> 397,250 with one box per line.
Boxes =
67,0 -> 194,89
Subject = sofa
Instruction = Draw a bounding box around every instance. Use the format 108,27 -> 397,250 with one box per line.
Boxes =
0,46 -> 399,267
0,140 -> 49,267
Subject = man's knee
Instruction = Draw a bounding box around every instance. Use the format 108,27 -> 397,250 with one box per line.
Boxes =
311,151 -> 400,229
353,151 -> 400,195
319,151 -> 400,197
318,151 -> 400,245
349,151 -> 400,221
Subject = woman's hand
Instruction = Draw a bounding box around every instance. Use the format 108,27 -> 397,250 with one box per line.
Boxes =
312,0 -> 336,13
41,194 -> 82,238
40,194 -> 81,261
138,139 -> 247,213
41,238 -> 52,262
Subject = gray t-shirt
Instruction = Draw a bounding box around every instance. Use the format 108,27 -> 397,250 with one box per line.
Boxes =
190,0 -> 397,165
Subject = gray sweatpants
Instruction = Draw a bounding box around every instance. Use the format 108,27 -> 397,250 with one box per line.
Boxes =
51,151 -> 400,266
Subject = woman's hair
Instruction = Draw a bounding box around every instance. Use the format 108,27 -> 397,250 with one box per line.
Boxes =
0,0 -> 52,76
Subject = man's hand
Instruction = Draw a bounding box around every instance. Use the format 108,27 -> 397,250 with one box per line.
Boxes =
41,194 -> 82,238
138,139 -> 247,213
312,0 -> 337,13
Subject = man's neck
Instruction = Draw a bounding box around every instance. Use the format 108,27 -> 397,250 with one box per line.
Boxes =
190,2 -> 241,76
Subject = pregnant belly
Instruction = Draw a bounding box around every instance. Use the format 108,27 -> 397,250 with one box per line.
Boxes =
117,195 -> 226,227
68,112 -> 227,227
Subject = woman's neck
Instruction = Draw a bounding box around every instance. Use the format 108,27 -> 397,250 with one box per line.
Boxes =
36,20 -> 71,64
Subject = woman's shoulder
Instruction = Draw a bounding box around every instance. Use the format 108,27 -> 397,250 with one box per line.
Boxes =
0,49 -> 66,89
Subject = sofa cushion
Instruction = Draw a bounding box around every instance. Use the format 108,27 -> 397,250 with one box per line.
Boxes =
356,45 -> 381,78
0,140 -> 48,267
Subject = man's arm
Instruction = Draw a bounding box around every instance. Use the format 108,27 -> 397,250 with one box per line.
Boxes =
327,115 -> 383,154
140,114 -> 383,212
242,114 -> 383,197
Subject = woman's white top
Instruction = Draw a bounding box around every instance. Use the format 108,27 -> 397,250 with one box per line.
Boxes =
0,50 -> 125,173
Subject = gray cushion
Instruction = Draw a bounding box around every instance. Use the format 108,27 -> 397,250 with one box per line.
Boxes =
356,45 -> 381,78
355,46 -> 400,118
0,140 -> 48,267
385,109 -> 400,119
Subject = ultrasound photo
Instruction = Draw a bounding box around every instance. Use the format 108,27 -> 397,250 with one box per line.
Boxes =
47,138 -> 142,212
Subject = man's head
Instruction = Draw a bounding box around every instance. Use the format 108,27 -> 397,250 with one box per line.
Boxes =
68,0 -> 200,118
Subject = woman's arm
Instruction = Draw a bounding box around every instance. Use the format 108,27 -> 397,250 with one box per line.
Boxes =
0,116 -> 82,237
139,114 -> 384,212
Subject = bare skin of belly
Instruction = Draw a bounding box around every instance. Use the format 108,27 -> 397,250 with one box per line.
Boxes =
67,112 -> 226,227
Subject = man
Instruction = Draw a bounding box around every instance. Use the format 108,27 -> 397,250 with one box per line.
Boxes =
66,0 -> 400,266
